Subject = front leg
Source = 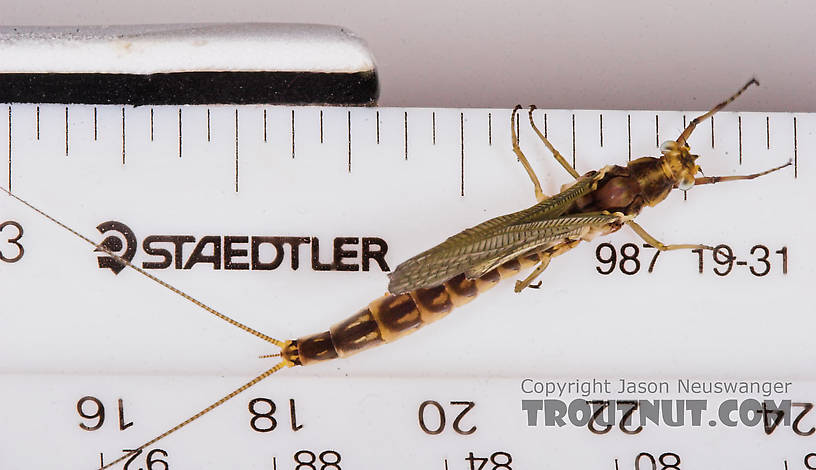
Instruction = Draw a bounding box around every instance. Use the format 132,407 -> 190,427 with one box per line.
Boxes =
528,105 -> 580,180
511,105 -> 547,203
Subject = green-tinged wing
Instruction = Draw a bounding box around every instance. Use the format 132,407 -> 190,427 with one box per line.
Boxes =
386,173 -> 604,294
437,171 -> 600,245
387,211 -> 622,294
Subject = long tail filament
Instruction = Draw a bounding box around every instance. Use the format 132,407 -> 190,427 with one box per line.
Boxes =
0,187 -> 295,468
99,361 -> 290,470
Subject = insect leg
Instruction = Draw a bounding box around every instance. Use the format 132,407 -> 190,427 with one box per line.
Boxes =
676,78 -> 758,146
694,161 -> 792,186
527,105 -> 580,180
626,220 -> 713,252
511,105 -> 547,202
514,254 -> 551,293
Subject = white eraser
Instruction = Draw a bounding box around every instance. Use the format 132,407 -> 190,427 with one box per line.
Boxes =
0,23 -> 376,74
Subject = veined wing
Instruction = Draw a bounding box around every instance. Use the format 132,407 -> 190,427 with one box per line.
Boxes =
387,211 -> 623,294
439,170 -> 601,245
386,171 -> 606,294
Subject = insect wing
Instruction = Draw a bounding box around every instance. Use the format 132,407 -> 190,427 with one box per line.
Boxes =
388,212 -> 621,294
386,173 -> 602,294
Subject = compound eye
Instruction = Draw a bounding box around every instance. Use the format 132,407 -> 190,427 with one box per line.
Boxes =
677,176 -> 695,191
660,141 -> 677,153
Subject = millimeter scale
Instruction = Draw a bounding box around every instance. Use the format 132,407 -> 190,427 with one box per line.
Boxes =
0,24 -> 814,470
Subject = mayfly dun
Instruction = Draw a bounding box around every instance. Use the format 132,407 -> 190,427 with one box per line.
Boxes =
2,79 -> 792,469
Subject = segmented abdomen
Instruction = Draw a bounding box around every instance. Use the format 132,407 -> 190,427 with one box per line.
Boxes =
287,242 -> 576,366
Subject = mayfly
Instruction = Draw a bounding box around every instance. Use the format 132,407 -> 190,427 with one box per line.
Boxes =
2,79 -> 791,469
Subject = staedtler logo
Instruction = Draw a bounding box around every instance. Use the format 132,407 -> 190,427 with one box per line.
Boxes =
95,221 -> 137,275
94,221 -> 390,274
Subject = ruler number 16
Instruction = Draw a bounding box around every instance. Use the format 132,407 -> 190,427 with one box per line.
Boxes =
0,220 -> 23,263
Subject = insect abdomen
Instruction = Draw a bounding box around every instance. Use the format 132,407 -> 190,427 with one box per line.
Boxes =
289,252 -> 542,366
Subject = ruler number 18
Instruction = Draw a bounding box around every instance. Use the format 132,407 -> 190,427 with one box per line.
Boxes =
0,220 -> 23,263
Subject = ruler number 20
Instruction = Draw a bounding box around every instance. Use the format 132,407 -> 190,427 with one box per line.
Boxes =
0,220 -> 24,263
418,400 -> 477,435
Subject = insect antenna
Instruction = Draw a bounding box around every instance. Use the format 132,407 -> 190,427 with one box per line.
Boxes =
694,160 -> 792,186
0,187 -> 285,348
99,361 -> 289,470
677,78 -> 759,146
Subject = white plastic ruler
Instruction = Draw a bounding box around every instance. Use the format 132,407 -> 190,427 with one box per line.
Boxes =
1,104 -> 814,470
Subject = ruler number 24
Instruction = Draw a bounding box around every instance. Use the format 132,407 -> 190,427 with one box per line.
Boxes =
0,220 -> 24,263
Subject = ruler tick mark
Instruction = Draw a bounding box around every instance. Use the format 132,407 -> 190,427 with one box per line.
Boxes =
655,114 -> 659,147
766,116 -> 770,149
793,116 -> 798,179
627,114 -> 631,161
178,108 -> 183,158
375,110 -> 380,144
7,106 -> 11,191
235,109 -> 239,192
150,108 -> 154,141
122,107 -> 126,165
711,115 -> 715,148
263,109 -> 267,143
64,106 -> 69,157
615,458 -> 619,470
206,109 -> 210,142
347,111 -> 352,173
444,458 -> 449,470
738,115 -> 742,164
544,112 -> 548,139
92,107 -> 97,141
432,111 -> 436,145
36,106 -> 40,140
571,113 -> 576,169
319,110 -> 324,144
487,112 -> 492,146
683,114 -> 687,129
404,111 -> 408,160
599,113 -> 603,147
460,112 -> 464,197
291,110 -> 295,159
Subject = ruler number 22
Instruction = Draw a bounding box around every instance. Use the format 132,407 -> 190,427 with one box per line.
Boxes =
0,220 -> 23,263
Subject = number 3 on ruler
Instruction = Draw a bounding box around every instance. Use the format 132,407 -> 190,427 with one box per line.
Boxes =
0,220 -> 23,263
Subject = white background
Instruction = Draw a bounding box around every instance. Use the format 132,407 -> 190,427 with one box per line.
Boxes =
1,0 -> 815,111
